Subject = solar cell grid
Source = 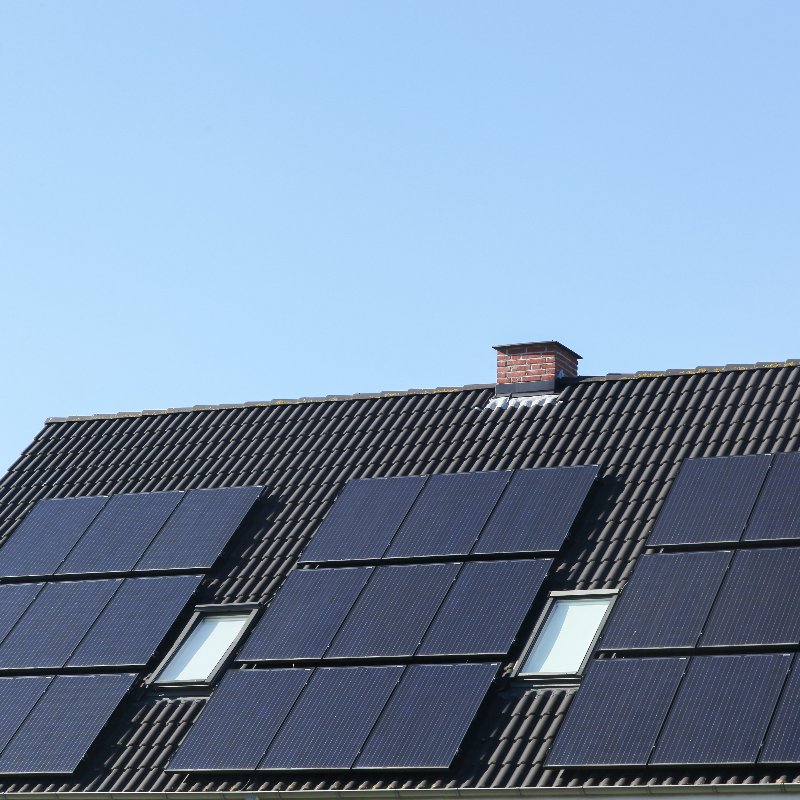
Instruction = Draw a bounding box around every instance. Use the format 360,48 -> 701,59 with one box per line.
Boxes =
651,654 -> 791,765
701,547 -> 800,648
647,455 -> 771,547
0,579 -> 121,670
237,567 -> 372,662
417,558 -> 552,657
760,657 -> 800,763
299,476 -> 426,563
473,465 -> 598,555
745,452 -> 800,542
600,551 -> 732,651
0,496 -> 108,578
325,562 -> 459,660
57,491 -> 182,575
0,677 -> 51,754
0,673 -> 136,774
385,471 -> 511,559
168,669 -> 312,772
0,583 -> 44,644
355,663 -> 499,770
136,485 -> 261,572
545,657 -> 688,767
259,666 -> 402,770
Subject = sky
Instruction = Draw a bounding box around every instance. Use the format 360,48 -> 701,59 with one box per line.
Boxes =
1,2 -> 799,472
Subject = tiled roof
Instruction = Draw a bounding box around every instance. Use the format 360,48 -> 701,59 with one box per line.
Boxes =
2,362 -> 800,792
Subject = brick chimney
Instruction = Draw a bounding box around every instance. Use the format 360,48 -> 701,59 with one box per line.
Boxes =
493,341 -> 581,391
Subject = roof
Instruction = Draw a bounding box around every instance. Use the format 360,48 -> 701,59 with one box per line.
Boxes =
3,360 -> 800,793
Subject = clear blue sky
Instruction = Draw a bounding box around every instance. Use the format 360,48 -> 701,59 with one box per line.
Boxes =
1,2 -> 799,472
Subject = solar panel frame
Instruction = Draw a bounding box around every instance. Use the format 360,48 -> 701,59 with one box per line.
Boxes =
651,653 -> 791,766
599,550 -> 733,651
0,673 -> 136,774
299,476 -> 427,563
745,452 -> 800,542
354,662 -> 499,770
57,491 -> 183,575
417,558 -> 552,657
545,657 -> 688,768
647,455 -> 771,547
325,563 -> 459,660
259,666 -> 403,771
700,547 -> 800,648
472,465 -> 599,555
168,669 -> 312,772
385,471 -> 511,559
68,575 -> 203,668
135,485 -> 262,572
0,495 -> 108,578
236,567 -> 373,662
0,578 -> 121,670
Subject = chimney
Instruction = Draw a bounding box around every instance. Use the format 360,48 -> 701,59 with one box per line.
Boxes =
493,340 -> 581,394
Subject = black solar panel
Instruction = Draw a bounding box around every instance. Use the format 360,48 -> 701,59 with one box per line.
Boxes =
417,559 -> 552,657
545,657 -> 687,767
355,663 -> 498,770
0,579 -> 120,669
745,453 -> 800,542
651,654 -> 791,765
385,471 -> 511,559
0,677 -> 51,754
325,563 -> 459,659
0,496 -> 107,578
0,673 -> 136,774
168,669 -> 312,771
0,583 -> 43,643
600,551 -> 732,651
647,455 -> 771,547
701,547 -> 800,647
57,491 -> 182,575
473,465 -> 598,555
237,567 -> 372,662
135,486 -> 261,571
760,657 -> 800,763
259,666 -> 403,770
299,477 -> 426,563
68,575 -> 202,667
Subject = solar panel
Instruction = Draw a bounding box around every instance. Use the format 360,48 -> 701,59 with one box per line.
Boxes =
701,548 -> 800,647
135,486 -> 261,571
0,676 -> 51,753
237,567 -> 372,662
168,669 -> 311,771
325,563 -> 459,659
0,496 -> 107,578
0,673 -> 136,774
0,583 -> 43,643
68,575 -> 202,667
760,657 -> 800,763
417,559 -> 552,657
0,579 -> 120,669
600,551 -> 732,651
473,465 -> 598,555
385,471 -> 511,559
259,666 -> 403,770
651,654 -> 791,765
355,662 -> 498,770
299,476 -> 426,563
745,452 -> 800,542
545,657 -> 687,767
647,455 -> 771,547
57,491 -> 182,575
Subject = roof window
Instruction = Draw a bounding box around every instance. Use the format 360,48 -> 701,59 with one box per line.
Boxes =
154,607 -> 254,685
519,593 -> 613,677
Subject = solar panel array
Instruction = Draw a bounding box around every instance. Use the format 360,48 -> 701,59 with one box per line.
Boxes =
170,663 -> 498,772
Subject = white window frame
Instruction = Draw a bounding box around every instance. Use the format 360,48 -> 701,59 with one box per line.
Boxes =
149,604 -> 258,687
515,589 -> 617,681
